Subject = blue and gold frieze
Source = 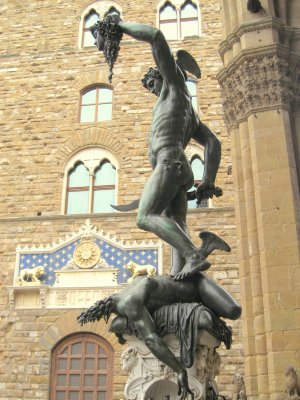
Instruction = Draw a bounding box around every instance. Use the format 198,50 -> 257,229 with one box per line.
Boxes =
15,220 -> 163,287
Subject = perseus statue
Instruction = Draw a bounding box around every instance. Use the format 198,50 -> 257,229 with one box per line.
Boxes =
91,11 -> 224,279
83,11 -> 242,400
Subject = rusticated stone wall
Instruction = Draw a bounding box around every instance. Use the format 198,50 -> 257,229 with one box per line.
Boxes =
0,0 -> 243,399
0,0 -> 234,217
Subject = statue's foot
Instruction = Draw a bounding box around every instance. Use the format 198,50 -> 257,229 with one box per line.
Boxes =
173,258 -> 211,281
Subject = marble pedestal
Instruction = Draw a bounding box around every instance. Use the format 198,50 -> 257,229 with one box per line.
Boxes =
121,331 -> 221,400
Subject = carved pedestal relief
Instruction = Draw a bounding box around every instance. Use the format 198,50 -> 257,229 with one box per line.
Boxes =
121,332 -> 221,400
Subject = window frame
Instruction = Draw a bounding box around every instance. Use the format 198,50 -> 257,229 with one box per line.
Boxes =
91,160 -> 116,213
65,162 -> 90,215
79,85 -> 113,124
179,0 -> 199,38
50,332 -> 114,400
81,9 -> 99,48
157,0 -> 201,41
62,148 -> 119,215
159,2 -> 179,41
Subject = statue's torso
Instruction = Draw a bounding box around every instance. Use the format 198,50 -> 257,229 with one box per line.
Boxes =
115,275 -> 200,316
148,82 -> 197,167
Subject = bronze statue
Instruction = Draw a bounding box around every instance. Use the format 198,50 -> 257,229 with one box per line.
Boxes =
92,11 -> 223,279
82,12 -> 242,399
79,233 -> 241,399
78,271 -> 241,399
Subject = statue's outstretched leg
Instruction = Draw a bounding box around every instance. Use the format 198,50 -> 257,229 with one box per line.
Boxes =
174,232 -> 231,281
164,189 -> 191,277
137,154 -> 197,259
197,273 -> 241,320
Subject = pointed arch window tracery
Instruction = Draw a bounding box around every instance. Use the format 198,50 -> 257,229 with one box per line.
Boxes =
158,0 -> 201,40
63,148 -> 118,215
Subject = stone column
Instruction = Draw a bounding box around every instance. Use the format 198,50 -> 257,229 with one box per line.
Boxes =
217,1 -> 300,399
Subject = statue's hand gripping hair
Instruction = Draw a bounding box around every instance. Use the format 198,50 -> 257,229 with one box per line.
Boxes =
91,11 -> 123,82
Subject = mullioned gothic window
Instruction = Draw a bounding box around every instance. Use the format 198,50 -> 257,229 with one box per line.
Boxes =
158,0 -> 200,40
80,86 -> 113,123
62,148 -> 118,215
79,2 -> 122,49
50,333 -> 114,400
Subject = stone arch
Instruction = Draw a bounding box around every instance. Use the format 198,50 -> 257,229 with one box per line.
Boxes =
55,127 -> 124,173
39,309 -> 122,352
74,70 -> 121,91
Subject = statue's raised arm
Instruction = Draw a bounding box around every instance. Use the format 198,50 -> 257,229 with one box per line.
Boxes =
118,21 -> 183,87
92,11 -> 183,86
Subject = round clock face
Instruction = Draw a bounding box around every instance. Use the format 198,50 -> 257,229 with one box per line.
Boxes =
73,241 -> 101,269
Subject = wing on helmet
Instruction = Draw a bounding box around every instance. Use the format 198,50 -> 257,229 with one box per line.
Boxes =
175,50 -> 201,79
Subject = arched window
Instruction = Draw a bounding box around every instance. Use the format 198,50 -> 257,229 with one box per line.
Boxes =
82,10 -> 99,47
189,155 -> 208,209
92,161 -> 116,213
158,0 -> 200,40
50,333 -> 114,400
159,2 -> 178,40
180,1 -> 199,38
80,87 -> 113,123
63,148 -> 118,215
186,79 -> 198,111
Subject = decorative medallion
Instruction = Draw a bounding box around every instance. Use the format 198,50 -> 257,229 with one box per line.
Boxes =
73,241 -> 101,269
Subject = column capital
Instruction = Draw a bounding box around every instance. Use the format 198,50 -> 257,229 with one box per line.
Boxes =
217,44 -> 300,130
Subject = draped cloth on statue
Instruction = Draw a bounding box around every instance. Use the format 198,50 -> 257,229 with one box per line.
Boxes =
123,302 -> 232,368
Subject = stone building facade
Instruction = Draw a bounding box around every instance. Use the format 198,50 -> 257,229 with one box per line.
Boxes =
3,0 -> 298,399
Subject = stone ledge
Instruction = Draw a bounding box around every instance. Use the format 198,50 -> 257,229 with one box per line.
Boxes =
7,285 -> 121,310
0,206 -> 235,223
